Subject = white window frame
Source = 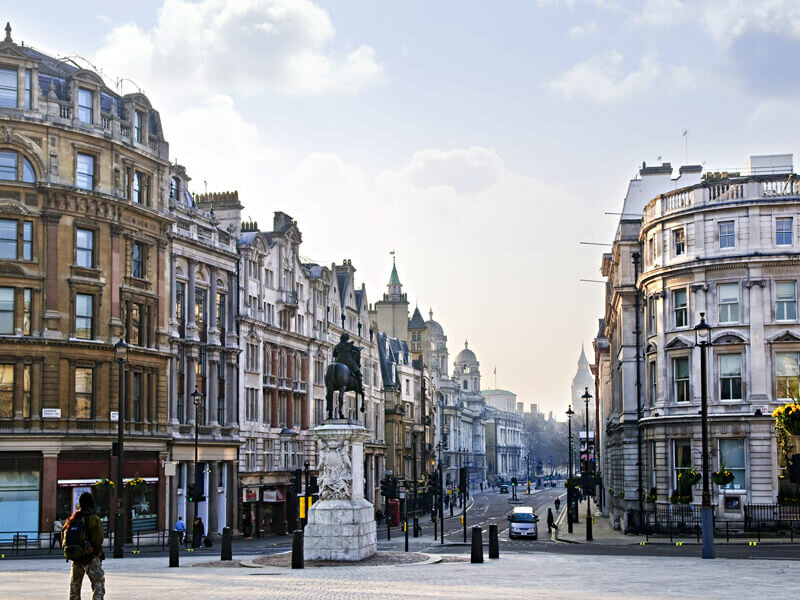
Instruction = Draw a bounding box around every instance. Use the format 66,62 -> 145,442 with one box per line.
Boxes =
673,289 -> 688,328
673,228 -> 686,256
776,281 -> 797,322
719,353 -> 743,401
719,220 -> 735,249
718,283 -> 739,324
776,217 -> 793,246
672,356 -> 690,403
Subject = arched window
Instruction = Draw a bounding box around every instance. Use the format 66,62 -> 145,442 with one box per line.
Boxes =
0,150 -> 35,183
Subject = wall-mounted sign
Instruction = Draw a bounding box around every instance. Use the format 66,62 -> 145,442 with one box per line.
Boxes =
42,408 -> 61,418
110,411 -> 119,422
243,487 -> 259,503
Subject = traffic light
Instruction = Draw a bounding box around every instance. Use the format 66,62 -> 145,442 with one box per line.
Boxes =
186,484 -> 196,503
380,476 -> 390,497
459,467 -> 467,491
292,468 -> 302,493
429,476 -> 440,497
511,477 -> 517,487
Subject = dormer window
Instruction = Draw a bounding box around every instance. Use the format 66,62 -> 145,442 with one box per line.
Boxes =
0,67 -> 16,108
134,110 -> 144,142
77,88 -> 93,124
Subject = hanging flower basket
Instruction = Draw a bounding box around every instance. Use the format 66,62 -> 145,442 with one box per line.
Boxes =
125,477 -> 146,490
669,493 -> 692,505
712,470 -> 735,486
774,402 -> 800,436
677,469 -> 701,488
94,478 -> 114,489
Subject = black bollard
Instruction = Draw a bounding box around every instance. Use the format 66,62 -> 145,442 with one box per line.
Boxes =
470,526 -> 483,563
404,520 -> 409,552
291,529 -> 304,569
169,531 -> 179,568
220,527 -> 232,561
488,524 -> 499,559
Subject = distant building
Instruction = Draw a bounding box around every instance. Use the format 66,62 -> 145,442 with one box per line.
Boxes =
483,389 -> 523,483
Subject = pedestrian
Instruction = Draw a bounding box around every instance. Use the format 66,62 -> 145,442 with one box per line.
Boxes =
192,516 -> 204,548
554,497 -> 561,512
51,518 -> 63,549
375,508 -> 384,526
173,516 -> 186,545
64,492 -> 105,600
546,508 -> 555,533
444,494 -> 450,509
480,482 -> 484,492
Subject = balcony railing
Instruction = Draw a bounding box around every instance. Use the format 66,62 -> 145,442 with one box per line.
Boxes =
280,291 -> 298,307
294,381 -> 307,393
263,374 -> 277,388
643,174 -> 800,224
120,124 -> 131,138
279,377 -> 292,390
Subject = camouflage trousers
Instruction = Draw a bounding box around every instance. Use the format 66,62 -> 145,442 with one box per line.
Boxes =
69,556 -> 105,600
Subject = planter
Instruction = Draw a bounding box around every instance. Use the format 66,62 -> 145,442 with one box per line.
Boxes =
125,477 -> 147,491
94,478 -> 115,490
712,470 -> 735,486
677,470 -> 701,488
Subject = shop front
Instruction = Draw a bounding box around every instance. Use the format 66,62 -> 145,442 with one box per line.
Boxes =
0,453 -> 41,541
55,451 -> 161,535
240,485 -> 289,536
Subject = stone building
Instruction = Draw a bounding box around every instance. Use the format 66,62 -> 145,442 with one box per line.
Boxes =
0,26 -> 174,536
166,186 -> 241,536
482,389 -> 523,484
598,155 -> 800,528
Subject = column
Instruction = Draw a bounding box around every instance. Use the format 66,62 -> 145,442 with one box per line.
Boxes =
169,355 -> 179,424
208,462 -> 219,535
208,355 -> 219,426
40,452 -> 59,532
169,254 -> 177,325
287,354 -> 295,429
208,267 -> 218,344
187,353 -> 197,424
157,241 -> 167,333
110,224 -> 123,328
186,259 -> 196,336
227,357 -> 237,426
747,280 -> 768,401
301,354 -> 310,430
41,212 -> 61,337
271,350 -> 279,428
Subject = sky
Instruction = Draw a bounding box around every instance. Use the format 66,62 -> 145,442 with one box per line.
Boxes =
9,0 -> 800,417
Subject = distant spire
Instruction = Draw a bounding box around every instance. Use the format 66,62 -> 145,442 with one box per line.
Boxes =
429,308 -> 433,321
388,251 -> 401,287
465,340 -> 469,349
4,22 -> 12,43
578,342 -> 589,366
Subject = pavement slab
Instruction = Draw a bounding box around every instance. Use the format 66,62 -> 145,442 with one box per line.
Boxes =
1,551 -> 797,599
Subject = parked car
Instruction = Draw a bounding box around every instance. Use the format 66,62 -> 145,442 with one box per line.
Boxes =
507,506 -> 538,539
499,484 -> 509,494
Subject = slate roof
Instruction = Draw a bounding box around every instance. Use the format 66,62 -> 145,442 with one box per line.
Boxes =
408,307 -> 425,330
336,271 -> 348,307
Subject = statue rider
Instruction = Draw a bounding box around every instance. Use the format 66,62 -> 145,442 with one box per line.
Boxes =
333,332 -> 364,395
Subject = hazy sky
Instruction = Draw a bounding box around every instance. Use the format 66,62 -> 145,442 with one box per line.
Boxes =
11,1 -> 800,416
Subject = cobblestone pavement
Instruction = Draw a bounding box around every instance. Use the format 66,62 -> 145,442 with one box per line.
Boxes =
1,551 -> 796,599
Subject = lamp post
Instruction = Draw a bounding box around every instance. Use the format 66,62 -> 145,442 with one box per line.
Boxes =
581,387 -> 593,541
694,312 -> 714,559
526,452 -> 531,495
113,338 -> 128,559
566,405 -> 575,534
191,388 -> 202,546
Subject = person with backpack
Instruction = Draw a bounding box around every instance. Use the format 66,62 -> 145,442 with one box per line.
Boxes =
62,492 -> 105,600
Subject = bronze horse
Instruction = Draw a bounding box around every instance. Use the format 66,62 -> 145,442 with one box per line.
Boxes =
324,362 -> 365,420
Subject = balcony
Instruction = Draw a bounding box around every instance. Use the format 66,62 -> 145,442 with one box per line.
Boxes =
278,291 -> 298,310
643,174 -> 800,224
279,377 -> 292,391
263,374 -> 277,388
294,381 -> 307,393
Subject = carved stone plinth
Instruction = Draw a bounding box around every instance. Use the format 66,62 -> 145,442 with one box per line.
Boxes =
304,422 -> 376,561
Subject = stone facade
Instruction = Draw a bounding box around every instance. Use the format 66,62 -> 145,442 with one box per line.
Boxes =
597,155 -> 800,528
0,28 -> 174,538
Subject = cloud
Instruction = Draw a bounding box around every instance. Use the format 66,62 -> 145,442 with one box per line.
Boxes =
632,0 -> 800,47
399,147 -> 506,195
569,22 -> 599,36
94,0 -> 385,98
546,50 -> 661,103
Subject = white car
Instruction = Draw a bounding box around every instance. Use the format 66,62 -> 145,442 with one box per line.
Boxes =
508,506 -> 538,539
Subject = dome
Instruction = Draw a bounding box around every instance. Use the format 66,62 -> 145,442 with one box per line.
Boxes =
425,309 -> 444,338
455,340 -> 477,364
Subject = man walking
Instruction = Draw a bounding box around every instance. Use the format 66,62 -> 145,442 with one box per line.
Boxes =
65,492 -> 105,600
174,516 -> 186,545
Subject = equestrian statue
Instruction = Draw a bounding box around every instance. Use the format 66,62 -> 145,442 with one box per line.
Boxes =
325,332 -> 365,420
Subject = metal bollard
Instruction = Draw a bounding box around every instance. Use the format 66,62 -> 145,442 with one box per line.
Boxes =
488,524 -> 499,559
470,526 -> 483,564
169,531 -> 180,568
291,529 -> 304,569
220,527 -> 232,561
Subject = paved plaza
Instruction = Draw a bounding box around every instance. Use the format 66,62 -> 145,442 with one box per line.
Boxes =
0,551 -> 796,600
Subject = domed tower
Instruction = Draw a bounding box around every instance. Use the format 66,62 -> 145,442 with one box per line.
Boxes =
454,341 -> 480,392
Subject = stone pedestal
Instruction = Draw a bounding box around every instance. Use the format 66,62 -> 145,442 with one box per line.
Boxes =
304,422 -> 377,561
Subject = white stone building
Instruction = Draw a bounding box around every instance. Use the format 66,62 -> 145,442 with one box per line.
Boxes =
598,155 -> 800,528
482,389 -> 524,483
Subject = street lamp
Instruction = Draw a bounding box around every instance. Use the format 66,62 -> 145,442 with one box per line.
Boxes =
191,388 -> 202,546
566,405 -> 575,534
581,387 -> 593,541
113,338 -> 128,559
694,312 -> 714,559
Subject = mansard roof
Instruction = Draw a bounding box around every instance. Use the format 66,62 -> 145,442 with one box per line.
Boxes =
408,307 -> 426,330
